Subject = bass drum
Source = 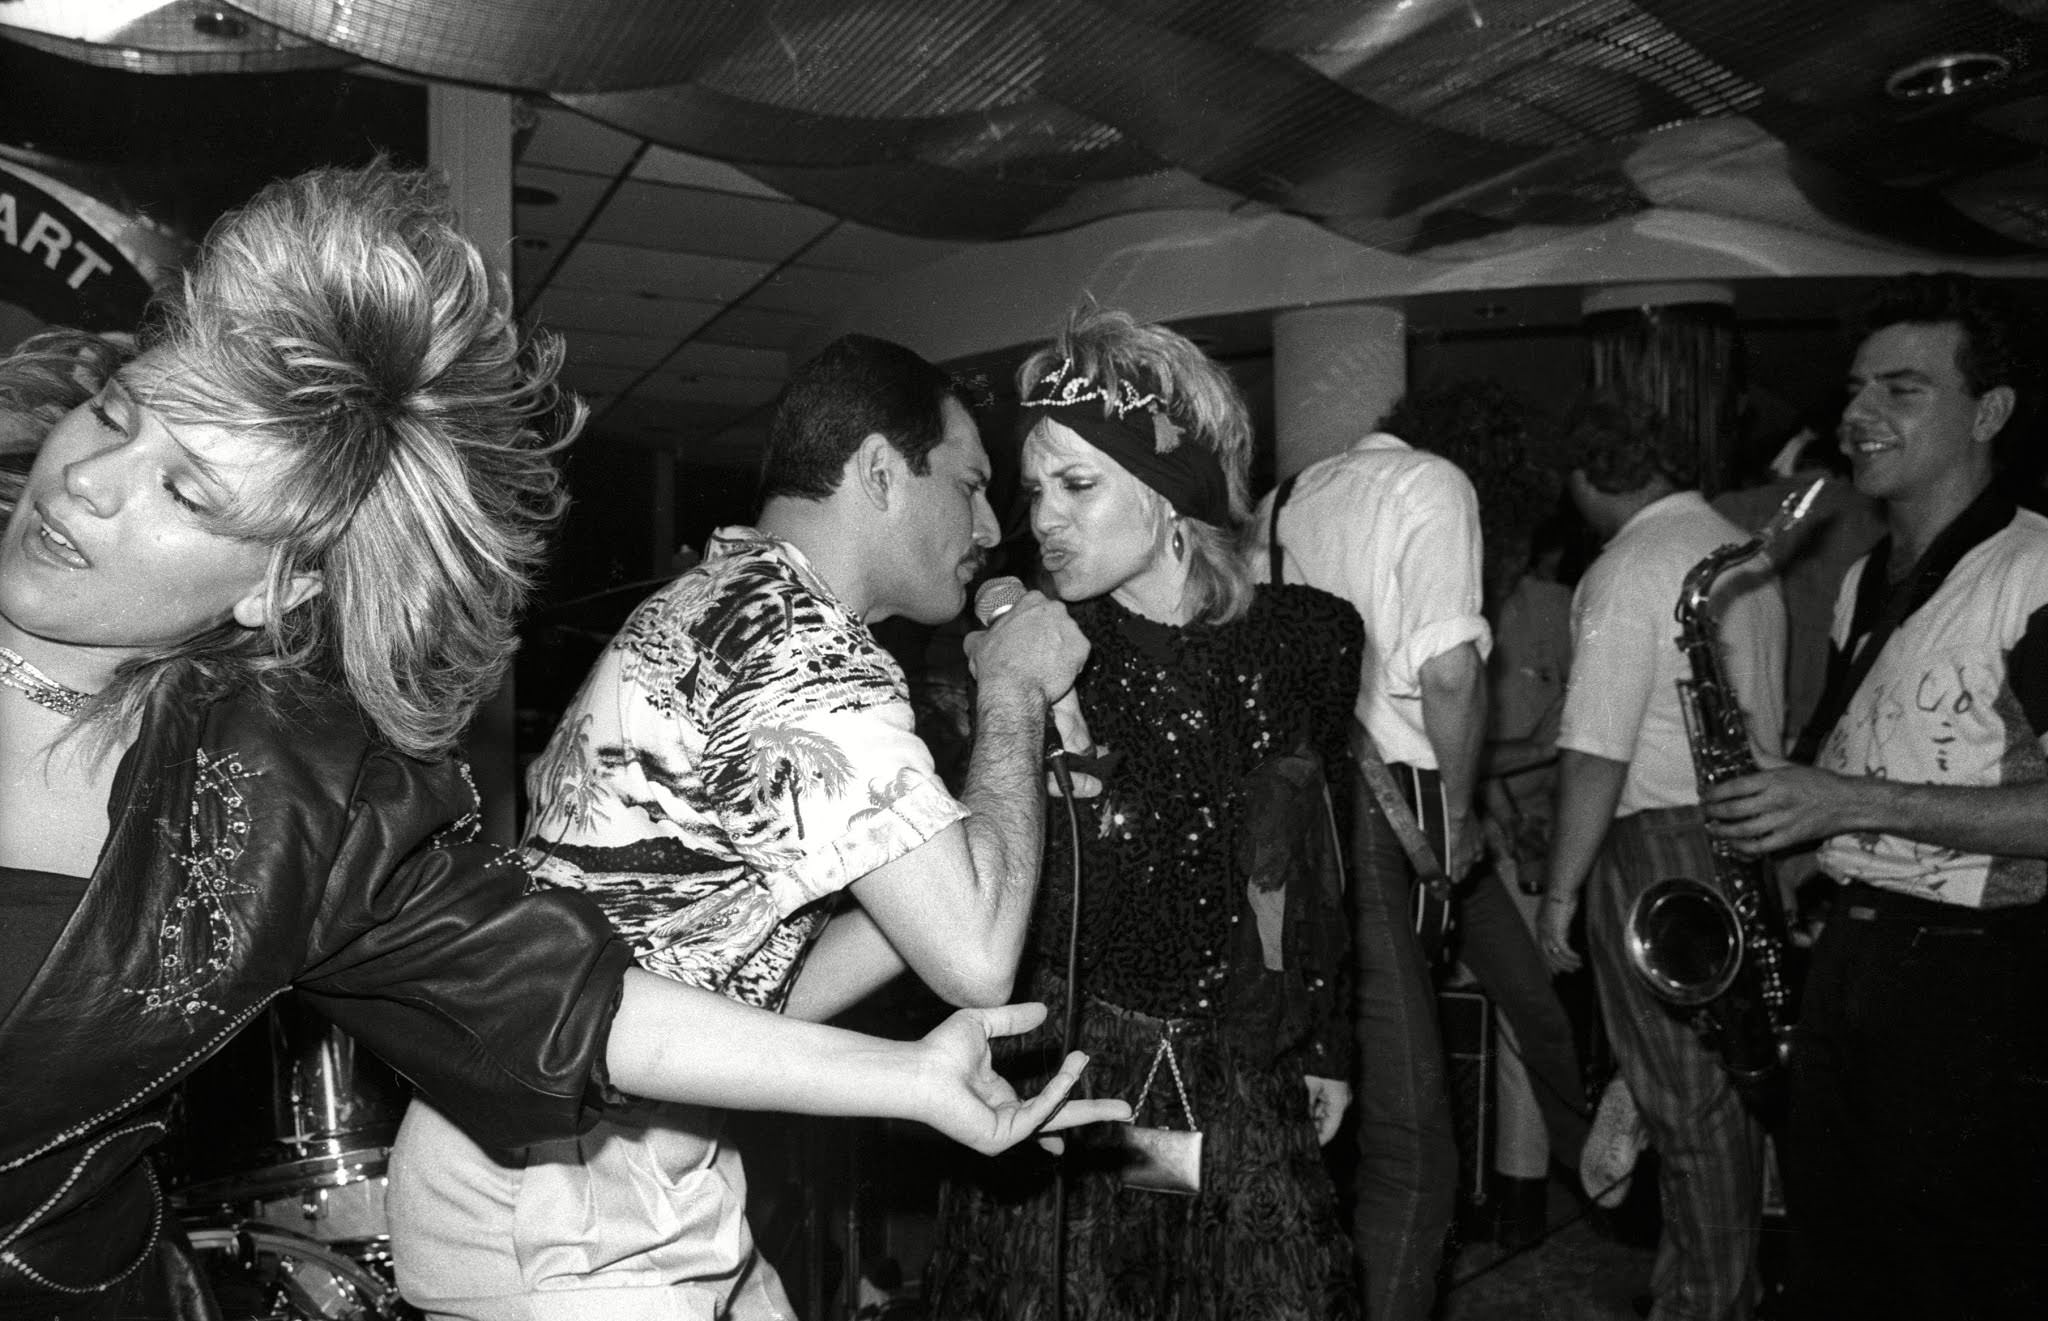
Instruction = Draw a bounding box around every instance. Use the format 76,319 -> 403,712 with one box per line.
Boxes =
186,1223 -> 414,1321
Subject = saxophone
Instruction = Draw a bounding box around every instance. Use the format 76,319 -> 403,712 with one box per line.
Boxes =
1623,478 -> 1822,1089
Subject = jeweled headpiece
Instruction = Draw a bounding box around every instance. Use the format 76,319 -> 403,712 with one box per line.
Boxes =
1021,357 -> 1228,524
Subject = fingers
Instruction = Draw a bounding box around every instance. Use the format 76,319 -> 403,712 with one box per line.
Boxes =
970,1001 -> 1049,1041
1044,1096 -> 1134,1131
1046,770 -> 1104,798
1017,1051 -> 1132,1136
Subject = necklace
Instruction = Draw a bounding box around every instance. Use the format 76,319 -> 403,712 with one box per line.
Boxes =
0,646 -> 94,717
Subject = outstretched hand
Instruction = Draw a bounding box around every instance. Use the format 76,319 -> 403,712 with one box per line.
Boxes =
915,1003 -> 1131,1156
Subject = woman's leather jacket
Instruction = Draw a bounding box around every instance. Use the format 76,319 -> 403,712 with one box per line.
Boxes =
0,681 -> 636,1306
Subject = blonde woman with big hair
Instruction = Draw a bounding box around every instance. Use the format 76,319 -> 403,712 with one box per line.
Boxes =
927,304 -> 1363,1319
0,164 -> 1121,1320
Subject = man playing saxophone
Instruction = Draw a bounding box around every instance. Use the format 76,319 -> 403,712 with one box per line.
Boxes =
1706,273 -> 2047,1321
1537,391 -> 1787,1321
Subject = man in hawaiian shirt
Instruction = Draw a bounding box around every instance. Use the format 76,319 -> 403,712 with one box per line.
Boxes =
389,334 -> 1089,1321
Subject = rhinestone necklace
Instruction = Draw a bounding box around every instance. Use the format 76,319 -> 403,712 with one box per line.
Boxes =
0,645 -> 94,717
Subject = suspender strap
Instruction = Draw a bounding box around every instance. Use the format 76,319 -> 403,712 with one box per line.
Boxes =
1267,473 -> 1299,589
1793,488 -> 2016,764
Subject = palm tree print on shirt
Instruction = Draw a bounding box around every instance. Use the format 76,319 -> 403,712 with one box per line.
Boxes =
748,723 -> 854,839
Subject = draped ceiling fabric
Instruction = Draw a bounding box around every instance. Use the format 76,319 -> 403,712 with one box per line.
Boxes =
203,0 -> 2047,256
0,0 -> 351,74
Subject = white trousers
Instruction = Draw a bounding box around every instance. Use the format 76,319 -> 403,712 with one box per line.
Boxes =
387,1097 -> 795,1321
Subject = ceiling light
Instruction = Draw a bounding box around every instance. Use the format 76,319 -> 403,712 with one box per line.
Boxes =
1885,52 -> 2012,102
513,184 -> 560,206
191,8 -> 246,38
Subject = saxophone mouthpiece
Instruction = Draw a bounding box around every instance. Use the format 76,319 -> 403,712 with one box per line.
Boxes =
1788,476 -> 1826,523
1759,477 -> 1828,564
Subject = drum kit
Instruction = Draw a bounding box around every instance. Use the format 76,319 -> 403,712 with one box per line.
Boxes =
166,998 -> 416,1321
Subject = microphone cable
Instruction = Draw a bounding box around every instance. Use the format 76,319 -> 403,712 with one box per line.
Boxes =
1049,732 -> 1083,1319
970,575 -> 1087,1314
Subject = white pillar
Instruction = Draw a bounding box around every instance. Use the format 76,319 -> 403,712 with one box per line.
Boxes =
429,85 -> 513,277
432,85 -> 520,844
1271,303 -> 1406,481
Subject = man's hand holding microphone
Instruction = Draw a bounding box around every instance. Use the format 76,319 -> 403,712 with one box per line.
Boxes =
967,578 -> 1101,798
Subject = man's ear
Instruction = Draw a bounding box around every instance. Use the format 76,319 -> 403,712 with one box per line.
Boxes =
1974,385 -> 2016,445
232,570 -> 324,630
849,431 -> 901,512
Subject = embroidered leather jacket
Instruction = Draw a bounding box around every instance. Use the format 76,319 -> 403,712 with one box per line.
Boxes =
0,682 -> 636,1304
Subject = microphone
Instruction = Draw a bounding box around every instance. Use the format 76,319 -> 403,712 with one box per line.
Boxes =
971,577 -> 1095,789
972,575 -> 1028,627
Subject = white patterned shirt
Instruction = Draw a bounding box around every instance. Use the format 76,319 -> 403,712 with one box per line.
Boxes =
1817,509 -> 2048,908
521,526 -> 968,1008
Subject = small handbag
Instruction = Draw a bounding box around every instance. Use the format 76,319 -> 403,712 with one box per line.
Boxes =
1114,1025 -> 1203,1196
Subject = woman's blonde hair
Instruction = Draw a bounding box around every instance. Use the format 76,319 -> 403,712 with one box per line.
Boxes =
0,330 -> 133,508
1017,303 -> 1257,626
7,163 -> 583,759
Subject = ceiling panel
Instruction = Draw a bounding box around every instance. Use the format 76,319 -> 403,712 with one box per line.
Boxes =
520,105 -> 640,175
558,327 -> 678,370
631,371 -> 785,407
513,163 -> 615,239
689,303 -> 828,351
556,363 -> 644,398
802,221 -> 968,274
664,342 -> 789,379
547,241 -> 777,303
583,178 -> 839,260
633,144 -> 792,198
526,288 -> 727,339
745,264 -> 877,316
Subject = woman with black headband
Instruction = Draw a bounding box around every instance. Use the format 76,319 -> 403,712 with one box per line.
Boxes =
926,305 -> 1364,1319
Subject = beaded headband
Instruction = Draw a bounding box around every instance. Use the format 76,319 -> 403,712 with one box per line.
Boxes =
1020,357 -> 1231,525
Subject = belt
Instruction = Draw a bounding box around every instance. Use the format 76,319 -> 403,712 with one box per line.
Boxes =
1836,880 -> 2041,929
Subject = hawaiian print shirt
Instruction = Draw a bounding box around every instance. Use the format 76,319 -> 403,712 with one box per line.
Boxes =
522,527 -> 969,1009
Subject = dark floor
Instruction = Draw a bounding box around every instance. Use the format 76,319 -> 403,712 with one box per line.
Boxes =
811,1163 -> 1662,1321
1439,1179 -> 1655,1321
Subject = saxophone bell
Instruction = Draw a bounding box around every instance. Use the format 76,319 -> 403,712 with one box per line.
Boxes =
1625,876 -> 1744,1008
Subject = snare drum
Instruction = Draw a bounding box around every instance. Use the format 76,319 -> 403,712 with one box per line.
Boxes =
187,1222 -> 409,1321
170,997 -> 410,1207
251,1176 -> 391,1246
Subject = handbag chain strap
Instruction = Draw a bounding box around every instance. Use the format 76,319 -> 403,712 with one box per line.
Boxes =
1132,1023 -> 1199,1130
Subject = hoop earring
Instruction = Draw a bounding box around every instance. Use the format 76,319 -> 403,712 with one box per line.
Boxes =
1171,523 -> 1186,562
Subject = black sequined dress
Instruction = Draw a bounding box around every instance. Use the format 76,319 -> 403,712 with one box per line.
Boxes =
926,583 -> 1364,1320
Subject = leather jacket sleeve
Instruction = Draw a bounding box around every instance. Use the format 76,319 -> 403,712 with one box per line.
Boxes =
291,748 -> 638,1150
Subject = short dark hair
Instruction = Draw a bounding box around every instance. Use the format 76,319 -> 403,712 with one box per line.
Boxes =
1849,272 -> 2030,399
1558,389 -> 1692,494
759,334 -> 965,501
1382,379 -> 1560,596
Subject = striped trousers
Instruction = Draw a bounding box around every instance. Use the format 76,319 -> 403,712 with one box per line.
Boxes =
1585,807 -> 1763,1321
